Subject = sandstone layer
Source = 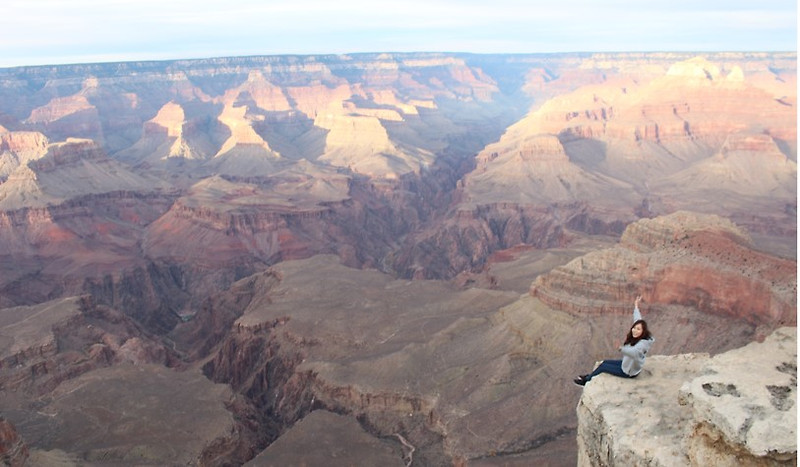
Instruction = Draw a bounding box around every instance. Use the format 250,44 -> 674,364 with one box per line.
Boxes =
531,211 -> 796,326
577,327 -> 797,466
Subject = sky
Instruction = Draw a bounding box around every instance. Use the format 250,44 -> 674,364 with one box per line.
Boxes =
1,0 -> 796,68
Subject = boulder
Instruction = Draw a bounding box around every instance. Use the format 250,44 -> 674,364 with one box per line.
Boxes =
576,327 -> 797,466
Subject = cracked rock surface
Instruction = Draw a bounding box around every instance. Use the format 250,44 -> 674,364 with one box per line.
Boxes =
577,327 -> 796,466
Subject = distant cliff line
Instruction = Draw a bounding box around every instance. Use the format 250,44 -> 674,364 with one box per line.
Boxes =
0,50 -> 794,75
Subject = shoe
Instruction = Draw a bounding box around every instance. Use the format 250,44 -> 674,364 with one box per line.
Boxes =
573,377 -> 586,386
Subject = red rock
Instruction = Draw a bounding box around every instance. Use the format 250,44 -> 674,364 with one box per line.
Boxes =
0,418 -> 28,467
531,211 -> 796,325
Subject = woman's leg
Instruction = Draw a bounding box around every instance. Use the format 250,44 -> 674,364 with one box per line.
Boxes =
585,359 -> 629,382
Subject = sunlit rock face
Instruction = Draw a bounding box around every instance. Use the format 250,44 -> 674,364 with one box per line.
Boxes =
0,129 -> 49,180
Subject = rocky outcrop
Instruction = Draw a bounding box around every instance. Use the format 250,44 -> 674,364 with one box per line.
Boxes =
531,211 -> 796,325
0,417 -> 27,467
0,138 -> 169,210
26,137 -> 106,170
143,171 -> 348,267
214,99 -> 279,160
680,328 -> 797,466
26,95 -> 95,125
0,130 -> 48,156
24,94 -> 104,143
469,135 -> 637,205
577,327 -> 797,466
0,130 -> 49,180
118,99 -> 225,165
0,296 -> 179,394
0,294 -> 267,466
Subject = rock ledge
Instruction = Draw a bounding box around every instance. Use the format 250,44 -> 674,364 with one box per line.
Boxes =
577,327 -> 796,466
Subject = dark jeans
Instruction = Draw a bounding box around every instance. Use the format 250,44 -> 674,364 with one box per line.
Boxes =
584,359 -> 635,382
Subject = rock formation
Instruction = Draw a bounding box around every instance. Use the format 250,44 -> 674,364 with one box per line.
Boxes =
0,417 -> 27,467
577,327 -> 796,466
0,296 -> 176,393
132,101 -> 209,161
0,129 -> 49,180
244,410 -> 406,466
531,211 -> 796,326
0,295 -> 268,465
396,55 -> 796,278
24,93 -> 104,144
0,137 -> 168,210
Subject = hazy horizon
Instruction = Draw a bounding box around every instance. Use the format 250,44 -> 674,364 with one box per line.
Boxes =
2,0 -> 796,68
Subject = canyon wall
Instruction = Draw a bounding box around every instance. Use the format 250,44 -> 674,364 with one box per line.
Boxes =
0,52 -> 795,306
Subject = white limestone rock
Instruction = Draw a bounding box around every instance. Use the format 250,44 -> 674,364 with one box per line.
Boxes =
577,353 -> 711,466
577,327 -> 797,466
679,327 -> 797,465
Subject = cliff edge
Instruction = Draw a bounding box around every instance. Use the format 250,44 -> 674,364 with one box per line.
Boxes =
577,327 -> 796,466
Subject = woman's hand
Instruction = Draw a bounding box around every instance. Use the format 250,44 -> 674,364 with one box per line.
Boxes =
634,295 -> 642,307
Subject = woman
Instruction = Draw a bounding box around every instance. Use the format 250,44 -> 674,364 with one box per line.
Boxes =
574,295 -> 654,386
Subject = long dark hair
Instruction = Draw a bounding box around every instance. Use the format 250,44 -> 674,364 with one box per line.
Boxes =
624,319 -> 652,346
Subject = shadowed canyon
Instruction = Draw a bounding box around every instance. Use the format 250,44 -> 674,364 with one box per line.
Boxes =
0,52 -> 796,466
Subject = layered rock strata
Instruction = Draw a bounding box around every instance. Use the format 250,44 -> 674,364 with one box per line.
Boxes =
0,417 -> 27,467
0,296 -> 178,394
531,211 -> 796,325
577,327 -> 797,466
0,295 -> 266,465
0,52 -> 794,288
396,54 -> 797,279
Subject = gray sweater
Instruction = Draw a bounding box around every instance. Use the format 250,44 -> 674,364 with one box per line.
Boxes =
620,306 -> 654,376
